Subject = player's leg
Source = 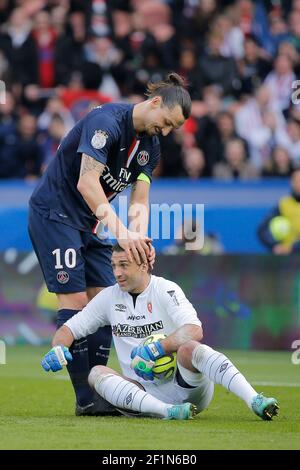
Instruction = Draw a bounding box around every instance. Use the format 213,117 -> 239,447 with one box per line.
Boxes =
56,291 -> 98,413
84,236 -> 115,370
28,208 -> 111,414
86,287 -> 112,370
175,362 -> 215,414
88,365 -> 197,420
177,341 -> 279,420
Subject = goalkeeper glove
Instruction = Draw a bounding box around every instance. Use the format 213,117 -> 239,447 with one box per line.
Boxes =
41,345 -> 72,372
130,340 -> 166,381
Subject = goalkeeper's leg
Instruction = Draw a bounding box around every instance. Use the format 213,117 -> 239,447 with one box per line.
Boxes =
177,341 -> 278,420
88,366 -> 196,419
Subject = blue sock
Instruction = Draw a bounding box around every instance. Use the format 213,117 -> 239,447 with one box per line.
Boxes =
57,309 -> 94,407
87,325 -> 112,369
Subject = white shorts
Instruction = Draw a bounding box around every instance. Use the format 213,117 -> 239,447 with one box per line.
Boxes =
142,362 -> 214,413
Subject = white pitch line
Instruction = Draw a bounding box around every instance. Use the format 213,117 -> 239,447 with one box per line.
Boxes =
252,381 -> 300,388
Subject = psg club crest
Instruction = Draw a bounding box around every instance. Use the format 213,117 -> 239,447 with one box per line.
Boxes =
91,130 -> 108,149
57,271 -> 69,284
137,150 -> 149,166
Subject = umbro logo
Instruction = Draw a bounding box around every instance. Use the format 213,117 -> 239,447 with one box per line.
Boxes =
115,304 -> 127,312
219,363 -> 228,373
126,393 -> 132,405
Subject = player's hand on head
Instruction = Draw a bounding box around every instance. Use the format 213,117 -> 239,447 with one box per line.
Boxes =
41,345 -> 72,372
118,231 -> 152,265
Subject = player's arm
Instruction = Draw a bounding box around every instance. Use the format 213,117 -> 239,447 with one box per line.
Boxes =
129,177 -> 155,267
41,290 -> 109,372
52,325 -> 74,348
159,324 -> 203,354
130,280 -> 203,379
77,154 -> 151,264
129,178 -> 150,236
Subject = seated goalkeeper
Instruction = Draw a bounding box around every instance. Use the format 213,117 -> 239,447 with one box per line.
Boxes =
41,243 -> 279,421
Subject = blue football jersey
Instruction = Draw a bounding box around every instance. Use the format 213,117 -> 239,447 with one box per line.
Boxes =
30,103 -> 160,231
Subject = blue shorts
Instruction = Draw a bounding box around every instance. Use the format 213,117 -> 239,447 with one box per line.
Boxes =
28,207 -> 115,293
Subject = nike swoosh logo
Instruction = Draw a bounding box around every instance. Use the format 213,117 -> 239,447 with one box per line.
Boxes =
120,148 -> 126,151
99,345 -> 111,351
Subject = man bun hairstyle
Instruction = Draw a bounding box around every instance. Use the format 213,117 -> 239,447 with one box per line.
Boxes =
145,72 -> 191,119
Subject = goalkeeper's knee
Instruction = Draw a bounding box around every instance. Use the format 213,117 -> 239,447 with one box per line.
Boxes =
88,365 -> 111,388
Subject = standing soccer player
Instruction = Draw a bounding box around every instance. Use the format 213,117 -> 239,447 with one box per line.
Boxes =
29,73 -> 191,415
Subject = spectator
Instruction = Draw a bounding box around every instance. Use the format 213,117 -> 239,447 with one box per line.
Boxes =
0,7 -> 38,86
37,97 -> 74,135
213,138 -> 259,180
32,10 -> 57,88
257,168 -> 300,254
0,113 -> 42,179
212,14 -> 244,60
238,35 -> 272,95
264,53 -> 296,112
55,10 -> 87,85
262,145 -> 294,177
17,114 -> 43,179
215,110 -> 249,160
182,147 -> 207,179
274,116 -> 300,168
194,86 -> 224,175
40,114 -> 66,171
235,85 -> 284,169
198,30 -> 241,96
178,47 -> 202,100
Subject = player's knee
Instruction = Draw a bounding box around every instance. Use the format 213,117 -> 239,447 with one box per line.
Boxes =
58,292 -> 88,310
192,343 -> 213,365
177,340 -> 199,368
88,365 -> 110,388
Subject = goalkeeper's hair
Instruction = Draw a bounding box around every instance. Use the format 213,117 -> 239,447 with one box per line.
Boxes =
145,72 -> 191,119
112,243 -> 152,273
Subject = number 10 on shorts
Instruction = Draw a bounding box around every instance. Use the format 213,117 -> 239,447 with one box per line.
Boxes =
52,248 -> 77,269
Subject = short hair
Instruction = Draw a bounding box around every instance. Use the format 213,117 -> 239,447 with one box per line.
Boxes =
112,242 -> 125,254
145,72 -> 191,119
112,242 -> 152,273
112,242 -> 143,264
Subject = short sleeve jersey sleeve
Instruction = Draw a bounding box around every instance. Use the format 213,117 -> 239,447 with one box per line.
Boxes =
77,108 -> 120,165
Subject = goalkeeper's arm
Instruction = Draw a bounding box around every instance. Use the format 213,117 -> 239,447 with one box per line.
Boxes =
159,324 -> 203,354
41,325 -> 75,372
52,325 -> 74,348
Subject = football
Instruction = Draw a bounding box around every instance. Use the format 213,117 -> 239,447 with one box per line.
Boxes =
269,216 -> 291,241
142,333 -> 177,380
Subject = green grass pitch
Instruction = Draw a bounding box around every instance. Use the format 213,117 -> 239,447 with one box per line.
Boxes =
0,346 -> 299,450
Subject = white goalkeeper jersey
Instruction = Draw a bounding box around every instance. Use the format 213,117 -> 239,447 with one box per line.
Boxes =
65,275 -> 202,381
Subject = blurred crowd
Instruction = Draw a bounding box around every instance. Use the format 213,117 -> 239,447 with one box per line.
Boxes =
1,0 -> 300,180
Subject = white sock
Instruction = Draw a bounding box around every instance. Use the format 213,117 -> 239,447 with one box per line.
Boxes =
94,373 -> 171,418
192,344 -> 257,408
